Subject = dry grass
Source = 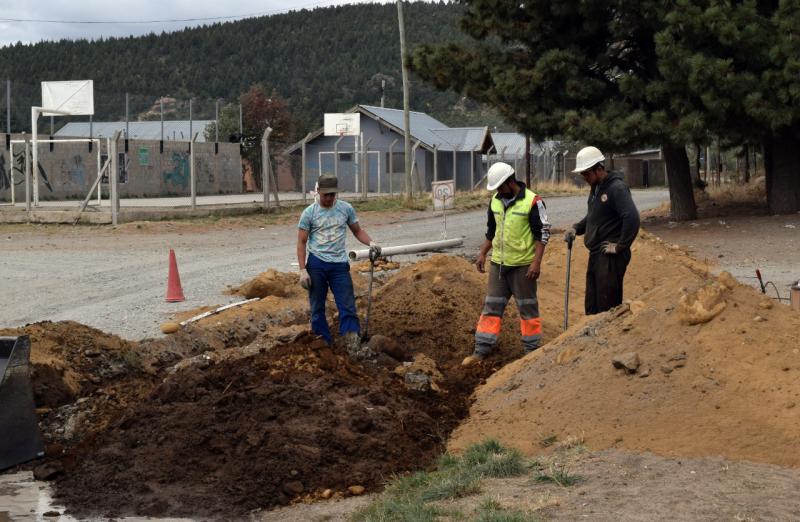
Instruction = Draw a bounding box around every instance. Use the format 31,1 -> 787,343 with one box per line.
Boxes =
702,180 -> 766,206
529,180 -> 589,197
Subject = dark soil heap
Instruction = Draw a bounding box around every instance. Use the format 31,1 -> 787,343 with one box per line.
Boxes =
54,334 -> 458,518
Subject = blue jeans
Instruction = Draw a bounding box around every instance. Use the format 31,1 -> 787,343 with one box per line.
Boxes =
306,253 -> 360,344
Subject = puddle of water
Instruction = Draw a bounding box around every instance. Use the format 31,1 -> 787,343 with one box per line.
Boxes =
0,471 -> 193,522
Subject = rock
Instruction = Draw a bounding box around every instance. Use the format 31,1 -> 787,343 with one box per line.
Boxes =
43,511 -> 61,517
717,271 -> 738,290
639,367 -> 651,378
33,461 -> 64,481
753,315 -> 766,322
661,365 -> 674,374
321,489 -> 333,499
368,335 -> 408,361
629,300 -> 646,315
348,485 -> 366,496
160,322 -> 181,334
282,480 -> 305,496
759,298 -> 774,310
404,371 -> 433,392
677,283 -> 727,325
612,352 -> 640,373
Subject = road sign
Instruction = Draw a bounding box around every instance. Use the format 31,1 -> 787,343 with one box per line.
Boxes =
432,180 -> 455,211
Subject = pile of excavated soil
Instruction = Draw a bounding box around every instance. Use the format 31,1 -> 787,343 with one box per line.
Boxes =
0,321 -> 144,409
449,234 -> 800,468
53,333 -> 459,519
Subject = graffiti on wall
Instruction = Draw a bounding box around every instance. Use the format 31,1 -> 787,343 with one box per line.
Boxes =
0,150 -> 52,193
62,155 -> 86,186
162,151 -> 190,190
0,152 -> 24,191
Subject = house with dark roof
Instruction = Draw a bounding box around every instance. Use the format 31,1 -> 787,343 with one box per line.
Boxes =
285,105 -> 494,193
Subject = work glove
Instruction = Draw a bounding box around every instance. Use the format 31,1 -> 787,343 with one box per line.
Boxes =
601,241 -> 619,255
299,269 -> 311,290
564,227 -> 577,243
368,241 -> 382,262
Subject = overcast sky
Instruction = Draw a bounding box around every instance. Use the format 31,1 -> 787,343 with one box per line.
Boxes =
0,0 -> 392,47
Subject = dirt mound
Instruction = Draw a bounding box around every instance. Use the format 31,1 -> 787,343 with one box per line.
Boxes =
228,269 -> 300,298
53,334 -> 457,519
449,236 -> 800,468
0,321 -> 143,408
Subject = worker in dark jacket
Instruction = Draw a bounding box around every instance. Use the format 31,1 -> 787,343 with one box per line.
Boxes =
565,146 -> 640,315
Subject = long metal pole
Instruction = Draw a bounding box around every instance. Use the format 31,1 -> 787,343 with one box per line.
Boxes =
6,80 -> 9,133
363,137 -> 373,200
215,100 -> 219,144
31,108 -> 39,206
110,132 -> 119,225
397,0 -> 412,201
239,103 -> 243,136
24,140 -> 31,212
190,133 -> 198,209
470,150 -> 475,190
524,134 -> 531,186
189,99 -> 193,152
125,93 -> 129,139
433,145 -> 438,182
160,98 -> 164,142
262,127 -> 273,210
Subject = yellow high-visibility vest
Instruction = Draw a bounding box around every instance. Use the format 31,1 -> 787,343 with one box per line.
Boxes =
490,188 -> 537,266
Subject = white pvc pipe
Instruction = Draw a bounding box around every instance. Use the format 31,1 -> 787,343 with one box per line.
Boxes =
349,237 -> 463,261
179,297 -> 261,326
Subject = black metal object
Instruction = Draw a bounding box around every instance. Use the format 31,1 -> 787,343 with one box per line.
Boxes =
564,236 -> 574,331
0,336 -> 45,471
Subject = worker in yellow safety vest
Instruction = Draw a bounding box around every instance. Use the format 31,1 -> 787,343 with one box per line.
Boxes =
463,162 -> 551,367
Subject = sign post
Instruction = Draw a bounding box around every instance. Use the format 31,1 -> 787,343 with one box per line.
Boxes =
431,179 -> 455,239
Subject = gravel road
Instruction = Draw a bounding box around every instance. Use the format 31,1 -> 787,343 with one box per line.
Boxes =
1,190 -> 669,340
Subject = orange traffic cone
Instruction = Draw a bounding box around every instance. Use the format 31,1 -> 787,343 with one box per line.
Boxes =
166,249 -> 185,302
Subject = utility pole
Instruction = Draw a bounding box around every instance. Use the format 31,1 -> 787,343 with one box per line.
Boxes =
397,0 -> 413,202
524,134 -> 531,186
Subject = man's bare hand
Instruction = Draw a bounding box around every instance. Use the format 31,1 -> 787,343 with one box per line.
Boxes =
475,253 -> 487,273
526,262 -> 541,281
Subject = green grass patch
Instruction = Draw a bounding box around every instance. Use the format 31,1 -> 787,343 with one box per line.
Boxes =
534,461 -> 582,487
473,499 -> 542,522
351,440 -> 530,522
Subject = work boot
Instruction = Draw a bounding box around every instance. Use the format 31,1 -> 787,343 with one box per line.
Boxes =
461,353 -> 485,368
342,332 -> 374,361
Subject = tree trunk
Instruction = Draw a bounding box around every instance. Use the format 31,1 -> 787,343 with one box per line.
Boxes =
663,144 -> 697,221
744,144 -> 750,183
763,129 -> 800,214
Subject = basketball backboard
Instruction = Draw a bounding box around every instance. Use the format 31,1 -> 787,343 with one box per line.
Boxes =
324,113 -> 360,136
41,80 -> 94,116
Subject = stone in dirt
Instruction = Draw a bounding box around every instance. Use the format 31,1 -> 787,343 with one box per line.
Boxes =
368,334 -> 409,361
34,461 -> 64,481
612,352 -> 640,373
678,282 -> 727,325
348,485 -> 366,496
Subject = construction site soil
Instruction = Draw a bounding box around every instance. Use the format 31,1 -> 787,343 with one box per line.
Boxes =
3,230 -> 799,519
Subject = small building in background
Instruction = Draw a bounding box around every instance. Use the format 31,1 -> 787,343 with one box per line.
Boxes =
612,149 -> 666,188
285,105 -> 494,193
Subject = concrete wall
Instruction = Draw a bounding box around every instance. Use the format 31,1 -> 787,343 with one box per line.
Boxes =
0,134 -> 242,201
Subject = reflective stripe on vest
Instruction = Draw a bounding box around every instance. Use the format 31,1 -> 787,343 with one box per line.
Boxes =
490,188 -> 537,266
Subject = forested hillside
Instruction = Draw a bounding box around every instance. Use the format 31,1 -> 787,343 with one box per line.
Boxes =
0,1 -> 506,138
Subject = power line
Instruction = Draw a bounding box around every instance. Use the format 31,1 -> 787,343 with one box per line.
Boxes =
0,0 -> 345,25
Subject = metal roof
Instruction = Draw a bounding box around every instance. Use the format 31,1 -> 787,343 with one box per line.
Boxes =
490,133 -> 527,155
55,120 -> 214,142
429,127 -> 492,152
286,105 -> 495,154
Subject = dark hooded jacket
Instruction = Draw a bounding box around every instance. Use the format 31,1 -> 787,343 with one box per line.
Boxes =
573,171 -> 640,254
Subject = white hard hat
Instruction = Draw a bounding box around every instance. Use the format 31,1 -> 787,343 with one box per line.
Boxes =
572,146 -> 605,173
486,162 -> 515,191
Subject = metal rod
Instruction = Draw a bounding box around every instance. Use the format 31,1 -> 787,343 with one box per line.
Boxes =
215,99 -> 219,143
110,131 -> 120,225
189,99 -> 193,152
31,108 -> 38,206
8,143 -> 14,205
6,80 -> 9,134
238,103 -> 243,135
24,139 -> 30,212
190,132 -> 198,209
349,237 -> 463,261
160,98 -> 164,142
333,135 -> 345,179
262,127 -> 273,210
125,93 -> 129,139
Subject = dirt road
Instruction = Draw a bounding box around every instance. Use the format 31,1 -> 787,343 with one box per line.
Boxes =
0,190 -> 668,340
